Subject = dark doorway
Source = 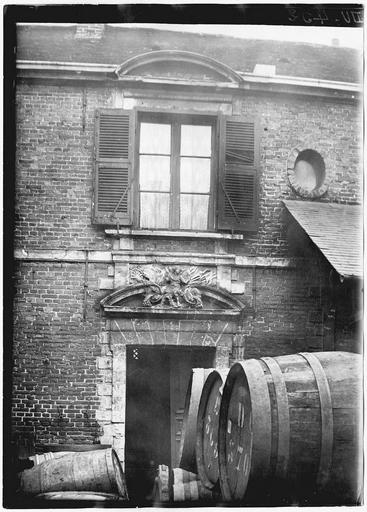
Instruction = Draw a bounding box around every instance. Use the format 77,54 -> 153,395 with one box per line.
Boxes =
125,345 -> 215,503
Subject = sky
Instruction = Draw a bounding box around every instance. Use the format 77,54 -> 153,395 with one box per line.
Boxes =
113,24 -> 363,50
19,22 -> 363,50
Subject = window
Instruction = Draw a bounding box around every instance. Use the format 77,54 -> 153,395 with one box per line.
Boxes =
287,148 -> 328,199
94,109 -> 259,232
294,149 -> 326,192
138,115 -> 214,230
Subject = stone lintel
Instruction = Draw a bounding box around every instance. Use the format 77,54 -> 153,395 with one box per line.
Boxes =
14,248 -> 297,269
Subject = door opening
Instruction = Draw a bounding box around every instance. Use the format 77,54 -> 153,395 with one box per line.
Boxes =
125,345 -> 215,503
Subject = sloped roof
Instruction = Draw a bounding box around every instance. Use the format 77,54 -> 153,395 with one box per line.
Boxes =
283,200 -> 362,279
16,25 -> 362,84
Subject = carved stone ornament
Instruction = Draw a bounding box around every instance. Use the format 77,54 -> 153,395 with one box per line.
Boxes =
130,265 -> 216,309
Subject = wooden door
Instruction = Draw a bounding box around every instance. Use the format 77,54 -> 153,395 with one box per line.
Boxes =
125,346 -> 170,502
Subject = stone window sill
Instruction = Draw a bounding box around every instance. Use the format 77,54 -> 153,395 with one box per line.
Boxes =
105,228 -> 243,240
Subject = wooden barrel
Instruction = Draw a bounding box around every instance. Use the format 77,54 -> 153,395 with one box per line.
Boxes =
172,467 -> 198,484
29,452 -> 70,465
196,369 -> 229,490
173,480 -> 213,502
179,368 -> 213,472
35,491 -> 120,501
20,448 -> 128,498
218,351 -> 362,505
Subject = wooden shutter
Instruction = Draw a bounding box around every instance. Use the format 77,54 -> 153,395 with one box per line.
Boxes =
217,115 -> 259,231
93,109 -> 135,225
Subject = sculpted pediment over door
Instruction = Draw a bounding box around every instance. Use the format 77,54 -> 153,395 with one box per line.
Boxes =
100,265 -> 246,319
115,50 -> 244,84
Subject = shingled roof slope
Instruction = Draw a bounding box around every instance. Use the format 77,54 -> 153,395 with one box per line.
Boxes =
16,25 -> 362,83
283,200 -> 362,279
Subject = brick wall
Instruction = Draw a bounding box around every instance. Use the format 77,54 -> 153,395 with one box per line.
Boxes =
230,255 -> 339,359
12,261 -> 108,445
15,82 -> 362,255
15,84 -> 111,251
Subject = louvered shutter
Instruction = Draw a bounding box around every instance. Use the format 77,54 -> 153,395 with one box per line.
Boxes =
93,109 -> 135,225
217,115 -> 259,231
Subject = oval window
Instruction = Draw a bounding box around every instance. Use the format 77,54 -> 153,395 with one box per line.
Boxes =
287,148 -> 328,198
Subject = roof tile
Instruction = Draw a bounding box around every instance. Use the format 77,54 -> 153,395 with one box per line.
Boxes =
283,200 -> 362,278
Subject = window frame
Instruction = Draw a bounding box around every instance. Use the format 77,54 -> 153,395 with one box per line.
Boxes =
133,109 -> 219,232
93,107 -> 259,233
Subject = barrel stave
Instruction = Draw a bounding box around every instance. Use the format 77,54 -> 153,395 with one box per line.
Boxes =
272,355 -> 324,492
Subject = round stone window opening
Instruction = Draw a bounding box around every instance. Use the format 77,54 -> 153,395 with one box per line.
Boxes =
287,148 -> 328,198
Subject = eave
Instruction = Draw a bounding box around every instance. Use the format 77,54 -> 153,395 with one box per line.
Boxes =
16,60 -> 361,100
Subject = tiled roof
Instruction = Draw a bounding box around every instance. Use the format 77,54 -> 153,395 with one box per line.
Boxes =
283,200 -> 362,278
16,25 -> 362,84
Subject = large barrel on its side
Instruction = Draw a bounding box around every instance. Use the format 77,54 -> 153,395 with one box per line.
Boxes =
196,369 -> 229,490
179,368 -> 213,472
29,452 -> 71,466
20,448 -> 128,498
218,351 -> 362,505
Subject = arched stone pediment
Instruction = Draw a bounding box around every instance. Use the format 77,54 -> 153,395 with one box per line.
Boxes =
101,283 -> 246,320
115,50 -> 244,84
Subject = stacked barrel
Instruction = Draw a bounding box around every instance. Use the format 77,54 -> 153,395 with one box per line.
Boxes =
175,352 -> 362,506
16,351 -> 362,505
